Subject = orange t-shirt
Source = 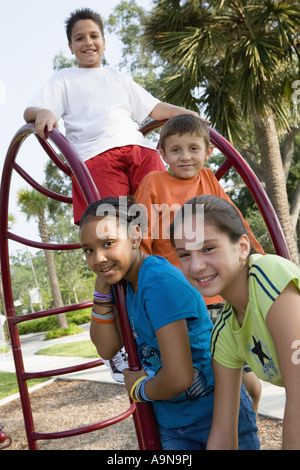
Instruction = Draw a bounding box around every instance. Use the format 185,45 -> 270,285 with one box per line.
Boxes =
135,168 -> 264,306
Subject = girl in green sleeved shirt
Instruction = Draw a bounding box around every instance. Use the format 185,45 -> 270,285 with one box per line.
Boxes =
171,194 -> 300,450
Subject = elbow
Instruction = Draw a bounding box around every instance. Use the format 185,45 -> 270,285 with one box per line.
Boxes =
166,367 -> 194,398
89,325 -> 119,360
24,107 -> 35,123
23,108 -> 30,122
93,343 -> 120,361
179,368 -> 194,393
149,102 -> 167,121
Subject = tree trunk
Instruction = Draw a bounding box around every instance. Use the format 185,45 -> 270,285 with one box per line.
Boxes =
253,113 -> 299,265
38,215 -> 68,329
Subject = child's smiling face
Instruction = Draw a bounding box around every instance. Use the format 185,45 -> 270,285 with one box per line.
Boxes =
80,216 -> 141,285
68,19 -> 106,68
174,217 -> 250,300
160,133 -> 213,179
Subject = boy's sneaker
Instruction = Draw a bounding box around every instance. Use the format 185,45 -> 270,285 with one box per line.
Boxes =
102,347 -> 128,383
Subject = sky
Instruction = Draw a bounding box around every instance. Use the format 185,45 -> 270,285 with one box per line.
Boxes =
0,0 -> 152,254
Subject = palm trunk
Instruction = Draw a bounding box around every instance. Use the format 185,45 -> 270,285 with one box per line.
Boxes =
38,215 -> 68,329
253,112 -> 299,265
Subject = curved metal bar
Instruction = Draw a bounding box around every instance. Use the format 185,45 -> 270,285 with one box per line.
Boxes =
22,358 -> 104,380
31,402 -> 136,441
45,126 -> 100,204
140,121 -> 291,259
35,134 -> 72,176
0,123 -> 161,450
209,129 -> 291,259
7,231 -> 80,251
13,162 -> 72,203
214,158 -> 233,180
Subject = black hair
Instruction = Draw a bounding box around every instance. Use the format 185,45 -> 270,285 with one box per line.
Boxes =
65,8 -> 104,43
79,196 -> 148,235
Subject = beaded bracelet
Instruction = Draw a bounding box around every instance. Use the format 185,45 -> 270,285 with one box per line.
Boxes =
91,308 -> 116,324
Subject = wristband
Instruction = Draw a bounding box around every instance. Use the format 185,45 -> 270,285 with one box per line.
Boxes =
94,290 -> 112,300
91,308 -> 116,324
139,378 -> 152,402
130,375 -> 148,402
135,377 -> 152,403
93,300 -> 112,306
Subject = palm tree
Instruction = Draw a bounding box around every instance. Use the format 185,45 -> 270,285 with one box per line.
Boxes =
17,188 -> 68,329
143,0 -> 300,263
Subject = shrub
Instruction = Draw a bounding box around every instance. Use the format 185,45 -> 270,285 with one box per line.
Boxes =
17,308 -> 91,335
44,323 -> 83,340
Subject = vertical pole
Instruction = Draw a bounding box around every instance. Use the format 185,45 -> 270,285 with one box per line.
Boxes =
114,282 -> 161,450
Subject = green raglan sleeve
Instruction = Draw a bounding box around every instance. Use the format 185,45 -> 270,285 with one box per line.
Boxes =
248,254 -> 300,321
210,306 -> 245,369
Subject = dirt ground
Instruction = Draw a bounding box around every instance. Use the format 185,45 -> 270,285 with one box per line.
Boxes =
0,379 -> 283,451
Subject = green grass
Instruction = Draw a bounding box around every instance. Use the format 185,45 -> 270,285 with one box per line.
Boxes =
0,341 -> 99,400
0,345 -> 8,354
0,372 -> 49,400
35,340 -> 98,358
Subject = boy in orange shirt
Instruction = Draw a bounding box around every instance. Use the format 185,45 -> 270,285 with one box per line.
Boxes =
135,115 -> 263,412
135,115 -> 263,292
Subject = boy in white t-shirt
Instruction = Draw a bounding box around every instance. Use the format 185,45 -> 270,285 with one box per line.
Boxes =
24,8 -> 200,225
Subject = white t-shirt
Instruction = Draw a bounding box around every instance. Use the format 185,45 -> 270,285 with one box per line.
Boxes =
27,66 -> 160,161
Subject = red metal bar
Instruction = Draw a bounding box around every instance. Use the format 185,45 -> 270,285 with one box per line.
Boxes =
13,161 -> 72,203
0,123 -> 161,450
1,119 -> 290,451
14,301 -> 92,324
31,402 -> 136,441
22,358 -> 104,380
209,129 -> 291,260
7,231 -> 80,251
34,134 -> 72,176
114,282 -> 162,449
140,121 -> 291,260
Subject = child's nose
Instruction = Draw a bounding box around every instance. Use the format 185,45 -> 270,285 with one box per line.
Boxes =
95,249 -> 107,263
190,252 -> 205,273
84,36 -> 93,45
181,151 -> 191,161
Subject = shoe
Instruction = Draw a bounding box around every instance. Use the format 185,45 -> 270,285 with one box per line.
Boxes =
102,347 -> 128,383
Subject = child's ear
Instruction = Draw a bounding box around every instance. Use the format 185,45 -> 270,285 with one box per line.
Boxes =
204,144 -> 214,162
159,147 -> 169,164
129,225 -> 142,246
239,234 -> 251,262
68,42 -> 74,55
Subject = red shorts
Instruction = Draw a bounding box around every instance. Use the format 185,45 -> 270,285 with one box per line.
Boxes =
72,145 -> 165,224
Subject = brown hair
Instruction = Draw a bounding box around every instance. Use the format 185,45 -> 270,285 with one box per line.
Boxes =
170,194 -> 255,251
159,114 -> 210,152
65,8 -> 104,43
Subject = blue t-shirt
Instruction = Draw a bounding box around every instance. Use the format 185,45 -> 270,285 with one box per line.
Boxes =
125,256 -> 214,428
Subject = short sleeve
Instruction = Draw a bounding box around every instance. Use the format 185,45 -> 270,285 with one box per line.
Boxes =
210,308 -> 245,369
27,72 -> 65,120
142,272 -> 199,332
249,254 -> 300,320
121,73 -> 160,124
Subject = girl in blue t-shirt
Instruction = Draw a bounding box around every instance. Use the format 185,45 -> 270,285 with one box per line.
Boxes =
79,196 -> 259,450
